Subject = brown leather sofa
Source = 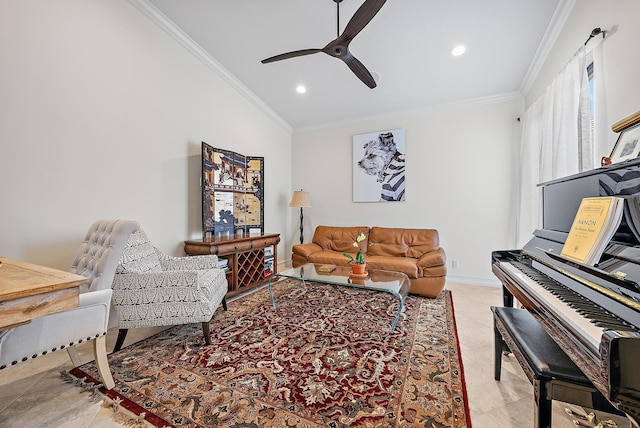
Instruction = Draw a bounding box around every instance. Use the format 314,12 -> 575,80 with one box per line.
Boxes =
291,225 -> 447,298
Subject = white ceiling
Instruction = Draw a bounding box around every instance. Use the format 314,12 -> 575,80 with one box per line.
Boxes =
140,0 -> 562,131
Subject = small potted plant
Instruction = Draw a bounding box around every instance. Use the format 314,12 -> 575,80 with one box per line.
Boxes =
343,232 -> 367,275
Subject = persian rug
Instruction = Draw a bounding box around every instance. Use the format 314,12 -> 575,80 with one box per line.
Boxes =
70,279 -> 472,427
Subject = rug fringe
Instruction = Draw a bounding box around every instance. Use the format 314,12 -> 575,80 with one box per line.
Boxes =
61,370 -> 164,428
59,370 -> 102,401
103,398 -> 148,427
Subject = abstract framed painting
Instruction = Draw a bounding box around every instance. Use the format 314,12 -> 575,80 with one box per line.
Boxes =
352,128 -> 406,202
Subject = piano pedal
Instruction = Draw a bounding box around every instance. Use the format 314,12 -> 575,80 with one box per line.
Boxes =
589,421 -> 618,428
566,408 -> 619,428
566,408 -> 597,424
573,420 -> 613,428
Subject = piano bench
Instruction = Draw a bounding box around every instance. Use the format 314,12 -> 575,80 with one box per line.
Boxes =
491,306 -> 622,428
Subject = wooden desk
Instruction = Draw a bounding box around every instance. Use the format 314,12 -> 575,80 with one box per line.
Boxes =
0,257 -> 86,331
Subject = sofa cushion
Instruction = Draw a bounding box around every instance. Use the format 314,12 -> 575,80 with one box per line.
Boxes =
312,225 -> 370,254
368,227 -> 439,258
307,250 -> 351,266
365,256 -> 420,278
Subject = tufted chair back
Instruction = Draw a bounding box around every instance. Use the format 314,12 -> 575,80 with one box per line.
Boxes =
71,219 -> 140,293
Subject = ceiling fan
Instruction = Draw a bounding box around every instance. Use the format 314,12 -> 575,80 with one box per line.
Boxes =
261,0 -> 387,89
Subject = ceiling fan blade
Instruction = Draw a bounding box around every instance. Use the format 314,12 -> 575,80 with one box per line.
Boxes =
261,0 -> 385,89
342,52 -> 376,88
340,0 -> 387,43
261,48 -> 322,64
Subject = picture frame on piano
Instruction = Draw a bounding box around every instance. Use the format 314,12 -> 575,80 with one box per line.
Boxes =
609,122 -> 640,164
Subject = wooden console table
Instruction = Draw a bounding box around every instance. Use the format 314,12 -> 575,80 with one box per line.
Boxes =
0,257 -> 86,331
184,233 -> 280,297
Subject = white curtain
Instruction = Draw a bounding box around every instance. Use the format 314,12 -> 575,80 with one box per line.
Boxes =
592,39 -> 609,160
517,46 -> 593,247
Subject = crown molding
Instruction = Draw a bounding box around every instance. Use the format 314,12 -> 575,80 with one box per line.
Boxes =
293,91 -> 524,134
126,0 -> 293,134
519,0 -> 575,97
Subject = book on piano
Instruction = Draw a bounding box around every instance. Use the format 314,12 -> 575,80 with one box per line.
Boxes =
560,196 -> 624,266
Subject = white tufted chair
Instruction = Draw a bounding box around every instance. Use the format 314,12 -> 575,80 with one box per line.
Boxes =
0,219 -> 140,390
111,229 -> 228,351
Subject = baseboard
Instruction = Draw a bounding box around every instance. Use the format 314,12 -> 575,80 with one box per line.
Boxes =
445,274 -> 502,287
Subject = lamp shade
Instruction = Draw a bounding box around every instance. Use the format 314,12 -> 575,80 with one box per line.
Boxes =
289,190 -> 311,208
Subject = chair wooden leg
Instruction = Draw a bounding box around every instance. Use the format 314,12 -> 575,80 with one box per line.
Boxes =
222,297 -> 228,311
202,321 -> 211,345
113,328 -> 128,352
93,335 -> 115,390
67,345 -> 81,367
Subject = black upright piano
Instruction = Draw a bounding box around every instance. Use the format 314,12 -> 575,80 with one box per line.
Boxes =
492,159 -> 640,426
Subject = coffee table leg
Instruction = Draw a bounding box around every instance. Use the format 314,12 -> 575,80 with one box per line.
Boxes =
268,277 -> 277,309
391,296 -> 403,332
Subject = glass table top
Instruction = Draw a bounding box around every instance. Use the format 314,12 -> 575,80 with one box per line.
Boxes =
275,263 -> 410,299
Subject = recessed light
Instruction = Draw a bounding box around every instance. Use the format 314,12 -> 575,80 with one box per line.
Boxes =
296,85 -> 307,94
451,45 -> 466,56
371,71 -> 381,83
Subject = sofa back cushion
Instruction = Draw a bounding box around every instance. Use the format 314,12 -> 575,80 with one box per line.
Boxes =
368,227 -> 439,258
116,230 -> 162,274
312,225 -> 370,253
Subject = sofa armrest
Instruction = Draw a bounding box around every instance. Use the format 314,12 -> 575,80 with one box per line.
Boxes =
156,248 -> 218,270
112,271 -> 201,290
292,243 -> 323,259
417,248 -> 446,268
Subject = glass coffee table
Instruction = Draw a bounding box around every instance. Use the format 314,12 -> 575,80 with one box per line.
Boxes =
268,263 -> 410,332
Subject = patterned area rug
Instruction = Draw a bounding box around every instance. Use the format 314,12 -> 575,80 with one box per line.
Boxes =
71,279 -> 472,427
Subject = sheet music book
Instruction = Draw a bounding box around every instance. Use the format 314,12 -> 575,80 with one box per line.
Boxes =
561,196 -> 624,265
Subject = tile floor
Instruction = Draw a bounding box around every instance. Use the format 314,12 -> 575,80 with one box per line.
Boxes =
0,282 -> 632,427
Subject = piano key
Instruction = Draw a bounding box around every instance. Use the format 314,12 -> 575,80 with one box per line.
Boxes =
513,261 -> 632,328
498,260 -> 603,358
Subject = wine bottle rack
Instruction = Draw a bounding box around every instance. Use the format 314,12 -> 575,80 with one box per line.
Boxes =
237,249 -> 265,288
184,233 -> 280,298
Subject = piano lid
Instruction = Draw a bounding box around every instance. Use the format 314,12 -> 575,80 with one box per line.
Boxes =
538,158 -> 640,189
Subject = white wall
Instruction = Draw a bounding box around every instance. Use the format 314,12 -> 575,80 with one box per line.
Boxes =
0,0 -> 292,269
526,0 -> 640,158
291,98 -> 523,283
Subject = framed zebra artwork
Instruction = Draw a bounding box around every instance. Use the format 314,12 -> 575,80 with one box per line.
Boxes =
353,128 -> 406,202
